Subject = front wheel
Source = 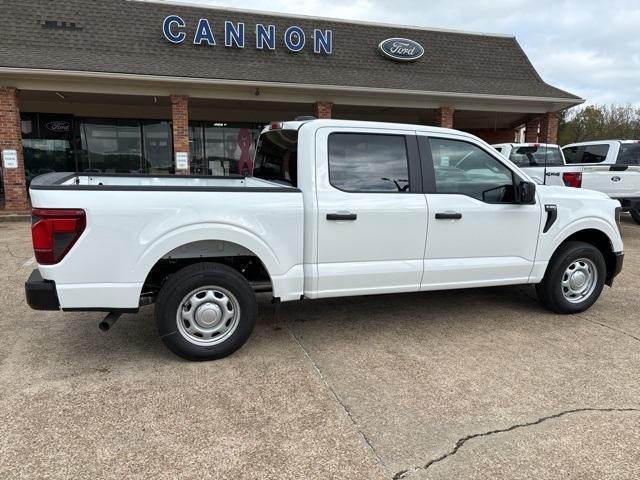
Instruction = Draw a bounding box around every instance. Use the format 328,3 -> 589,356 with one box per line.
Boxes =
155,262 -> 257,361
536,241 -> 606,314
630,209 -> 640,225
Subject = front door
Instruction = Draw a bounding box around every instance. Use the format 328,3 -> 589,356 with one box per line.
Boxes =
314,127 -> 428,297
419,134 -> 541,289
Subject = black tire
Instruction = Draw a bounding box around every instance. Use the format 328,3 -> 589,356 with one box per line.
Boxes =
155,262 -> 257,361
630,209 -> 640,225
536,241 -> 606,314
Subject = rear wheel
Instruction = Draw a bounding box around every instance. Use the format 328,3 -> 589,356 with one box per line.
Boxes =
536,241 -> 606,314
155,262 -> 257,361
630,209 -> 640,225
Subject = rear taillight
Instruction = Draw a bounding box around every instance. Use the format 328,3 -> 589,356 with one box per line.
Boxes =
31,209 -> 86,265
562,172 -> 582,188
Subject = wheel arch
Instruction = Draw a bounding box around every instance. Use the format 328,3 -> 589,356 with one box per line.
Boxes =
134,224 -> 282,297
552,228 -> 618,286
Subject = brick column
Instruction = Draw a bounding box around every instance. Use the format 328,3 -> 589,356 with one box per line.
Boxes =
0,87 -> 29,212
524,118 -> 539,143
434,107 -> 455,129
538,112 -> 559,144
170,95 -> 190,175
313,101 -> 333,119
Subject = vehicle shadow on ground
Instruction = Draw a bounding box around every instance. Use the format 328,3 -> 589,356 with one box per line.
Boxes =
46,284 -> 545,368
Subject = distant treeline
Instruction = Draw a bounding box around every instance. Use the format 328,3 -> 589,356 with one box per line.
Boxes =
558,104 -> 640,145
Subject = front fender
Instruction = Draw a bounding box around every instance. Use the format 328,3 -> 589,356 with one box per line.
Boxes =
539,216 -> 623,263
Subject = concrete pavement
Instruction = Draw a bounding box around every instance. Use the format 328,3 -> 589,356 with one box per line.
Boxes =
1,217 -> 639,479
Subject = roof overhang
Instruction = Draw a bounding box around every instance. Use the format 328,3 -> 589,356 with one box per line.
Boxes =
0,67 -> 585,113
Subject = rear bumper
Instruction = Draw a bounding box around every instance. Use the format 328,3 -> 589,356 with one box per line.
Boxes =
606,252 -> 624,286
25,269 -> 60,310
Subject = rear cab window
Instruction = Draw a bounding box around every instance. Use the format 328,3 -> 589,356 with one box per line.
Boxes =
253,129 -> 299,187
509,145 -> 564,167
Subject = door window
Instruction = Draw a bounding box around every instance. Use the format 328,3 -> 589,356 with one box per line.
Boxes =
616,143 -> 640,165
565,144 -> 610,164
563,146 -> 579,164
328,133 -> 410,192
429,138 -> 515,203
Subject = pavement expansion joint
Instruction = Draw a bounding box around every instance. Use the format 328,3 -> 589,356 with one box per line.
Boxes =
392,407 -> 640,480
285,322 -> 390,476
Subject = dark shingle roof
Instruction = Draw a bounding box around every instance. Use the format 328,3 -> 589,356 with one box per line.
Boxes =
0,0 -> 581,101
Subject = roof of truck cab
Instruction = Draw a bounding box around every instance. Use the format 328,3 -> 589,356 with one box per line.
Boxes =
563,140 -> 640,148
491,143 -> 560,148
280,119 -> 465,135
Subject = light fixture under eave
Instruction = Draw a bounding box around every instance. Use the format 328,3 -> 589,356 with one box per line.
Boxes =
153,96 -> 158,104
55,92 -> 65,100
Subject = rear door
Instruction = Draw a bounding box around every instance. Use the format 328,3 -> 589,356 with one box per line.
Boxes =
419,134 -> 541,289
314,127 -> 428,297
563,143 -> 627,195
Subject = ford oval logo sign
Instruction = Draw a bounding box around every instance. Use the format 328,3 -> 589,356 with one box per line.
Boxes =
379,38 -> 424,62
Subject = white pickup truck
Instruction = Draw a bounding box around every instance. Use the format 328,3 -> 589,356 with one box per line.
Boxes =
563,140 -> 640,223
25,120 -> 624,361
491,143 -> 568,186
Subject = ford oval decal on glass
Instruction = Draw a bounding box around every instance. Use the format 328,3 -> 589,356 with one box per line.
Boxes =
378,38 -> 424,61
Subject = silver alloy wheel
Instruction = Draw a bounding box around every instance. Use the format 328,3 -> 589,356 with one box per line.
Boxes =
561,257 -> 598,304
176,286 -> 241,346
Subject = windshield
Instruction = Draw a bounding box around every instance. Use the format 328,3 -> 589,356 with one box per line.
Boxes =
509,145 -> 564,167
253,129 -> 298,187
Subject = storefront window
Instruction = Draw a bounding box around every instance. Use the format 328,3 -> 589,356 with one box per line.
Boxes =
21,113 -> 263,178
143,121 -> 172,174
190,122 -> 263,175
189,123 -> 205,174
21,113 -> 75,185
79,119 -> 143,173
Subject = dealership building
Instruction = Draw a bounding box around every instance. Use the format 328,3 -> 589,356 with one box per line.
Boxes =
0,0 -> 582,212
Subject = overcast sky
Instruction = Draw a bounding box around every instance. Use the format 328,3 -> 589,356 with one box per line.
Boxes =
161,0 -> 639,107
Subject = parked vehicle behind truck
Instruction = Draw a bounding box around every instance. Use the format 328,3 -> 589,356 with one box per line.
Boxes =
491,143 -> 568,186
25,120 -> 624,361
493,140 -> 640,224
562,140 -> 640,223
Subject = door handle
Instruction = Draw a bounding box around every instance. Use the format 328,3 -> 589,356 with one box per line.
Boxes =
326,212 -> 357,221
435,212 -> 462,220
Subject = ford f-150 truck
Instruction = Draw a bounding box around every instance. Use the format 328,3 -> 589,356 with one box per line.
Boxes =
563,140 -> 640,223
25,120 -> 624,361
491,143 -> 568,186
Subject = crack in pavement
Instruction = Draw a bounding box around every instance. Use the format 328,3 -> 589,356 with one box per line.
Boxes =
576,314 -> 640,343
392,407 -> 640,480
286,323 -> 390,476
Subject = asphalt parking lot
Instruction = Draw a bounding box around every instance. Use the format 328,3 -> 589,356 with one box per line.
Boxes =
1,218 -> 640,480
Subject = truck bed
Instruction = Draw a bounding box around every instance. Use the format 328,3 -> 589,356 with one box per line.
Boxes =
29,172 -> 305,309
30,172 -> 292,191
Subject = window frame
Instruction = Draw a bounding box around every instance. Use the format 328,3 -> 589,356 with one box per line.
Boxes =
326,131 -> 422,194
418,135 -> 527,205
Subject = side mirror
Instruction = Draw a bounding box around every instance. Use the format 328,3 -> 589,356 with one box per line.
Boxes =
517,180 -> 536,204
